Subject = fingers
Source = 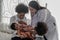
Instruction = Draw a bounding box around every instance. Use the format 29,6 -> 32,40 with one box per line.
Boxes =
19,34 -> 27,38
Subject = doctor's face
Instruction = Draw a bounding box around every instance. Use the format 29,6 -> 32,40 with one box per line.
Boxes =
18,13 -> 25,19
29,6 -> 37,16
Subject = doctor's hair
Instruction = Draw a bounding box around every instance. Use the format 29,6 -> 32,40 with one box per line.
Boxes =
15,4 -> 28,13
29,1 -> 46,11
35,22 -> 48,36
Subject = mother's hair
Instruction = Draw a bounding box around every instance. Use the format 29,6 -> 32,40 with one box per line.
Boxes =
29,1 -> 46,11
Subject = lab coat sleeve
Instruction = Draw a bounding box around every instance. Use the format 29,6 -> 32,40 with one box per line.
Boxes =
10,16 -> 15,25
7,16 -> 15,34
53,19 -> 58,40
46,17 -> 58,40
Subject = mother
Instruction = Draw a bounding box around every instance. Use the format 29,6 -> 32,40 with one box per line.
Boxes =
29,1 -> 58,40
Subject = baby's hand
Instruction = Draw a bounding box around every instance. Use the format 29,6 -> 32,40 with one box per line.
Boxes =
19,34 -> 27,38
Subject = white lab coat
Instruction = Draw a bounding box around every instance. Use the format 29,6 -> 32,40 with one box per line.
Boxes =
31,9 -> 58,40
9,15 -> 31,32
10,15 -> 31,25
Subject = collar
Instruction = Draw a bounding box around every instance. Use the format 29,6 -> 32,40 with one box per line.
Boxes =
15,15 -> 26,22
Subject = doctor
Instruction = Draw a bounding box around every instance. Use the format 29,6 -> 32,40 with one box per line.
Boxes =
9,4 -> 31,40
29,1 -> 58,40
9,4 -> 31,34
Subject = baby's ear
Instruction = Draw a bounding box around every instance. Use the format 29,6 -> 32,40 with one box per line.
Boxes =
10,23 -> 16,30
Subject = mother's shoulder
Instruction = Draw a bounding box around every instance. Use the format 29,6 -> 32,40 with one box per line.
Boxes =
37,8 -> 50,14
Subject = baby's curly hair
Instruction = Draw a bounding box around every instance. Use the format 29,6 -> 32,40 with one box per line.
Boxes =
15,4 -> 28,13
